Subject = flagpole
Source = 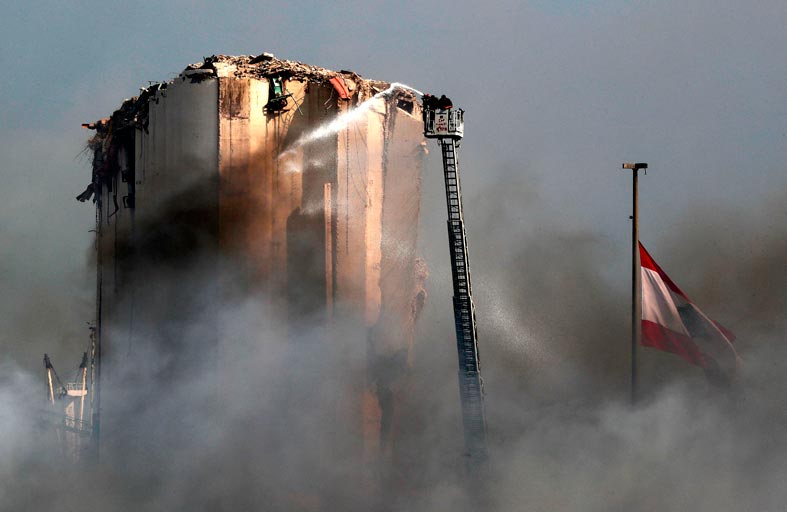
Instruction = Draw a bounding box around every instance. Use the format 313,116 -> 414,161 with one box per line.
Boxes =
623,162 -> 647,405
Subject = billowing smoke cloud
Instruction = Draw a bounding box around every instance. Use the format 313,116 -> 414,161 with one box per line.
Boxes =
1,130 -> 786,512
465,173 -> 787,511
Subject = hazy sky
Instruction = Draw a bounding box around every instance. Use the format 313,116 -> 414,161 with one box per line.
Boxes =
1,0 -> 785,372
1,3 -> 786,510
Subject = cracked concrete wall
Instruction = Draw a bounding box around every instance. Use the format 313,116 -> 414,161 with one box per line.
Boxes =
94,70 -> 425,484
94,77 -> 221,465
214,75 -> 426,468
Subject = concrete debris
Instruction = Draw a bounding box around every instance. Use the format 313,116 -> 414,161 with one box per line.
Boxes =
248,51 -> 275,64
75,183 -> 95,202
182,68 -> 214,83
185,53 -> 396,98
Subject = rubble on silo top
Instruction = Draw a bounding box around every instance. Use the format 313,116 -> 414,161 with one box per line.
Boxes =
184,53 -> 394,98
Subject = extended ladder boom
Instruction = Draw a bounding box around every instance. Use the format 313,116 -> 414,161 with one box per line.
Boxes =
423,96 -> 487,463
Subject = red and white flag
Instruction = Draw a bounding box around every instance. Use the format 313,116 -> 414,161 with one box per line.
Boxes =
640,242 -> 740,384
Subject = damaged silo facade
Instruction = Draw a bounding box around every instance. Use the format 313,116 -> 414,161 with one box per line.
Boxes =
81,55 -> 427,497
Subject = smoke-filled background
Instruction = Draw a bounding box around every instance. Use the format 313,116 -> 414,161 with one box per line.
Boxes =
1,1 -> 786,510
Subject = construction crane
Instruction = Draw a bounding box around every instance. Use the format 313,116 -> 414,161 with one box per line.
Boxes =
43,352 -> 92,461
44,353 -> 68,405
422,94 -> 487,464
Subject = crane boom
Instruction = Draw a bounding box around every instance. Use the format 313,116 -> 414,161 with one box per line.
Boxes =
422,95 -> 487,463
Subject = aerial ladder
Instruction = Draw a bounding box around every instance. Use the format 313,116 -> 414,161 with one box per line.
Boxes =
422,94 -> 487,464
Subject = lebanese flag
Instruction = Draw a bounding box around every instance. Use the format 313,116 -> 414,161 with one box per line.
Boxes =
640,242 -> 740,384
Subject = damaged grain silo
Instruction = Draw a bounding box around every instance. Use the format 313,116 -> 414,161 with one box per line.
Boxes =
79,54 -> 427,502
